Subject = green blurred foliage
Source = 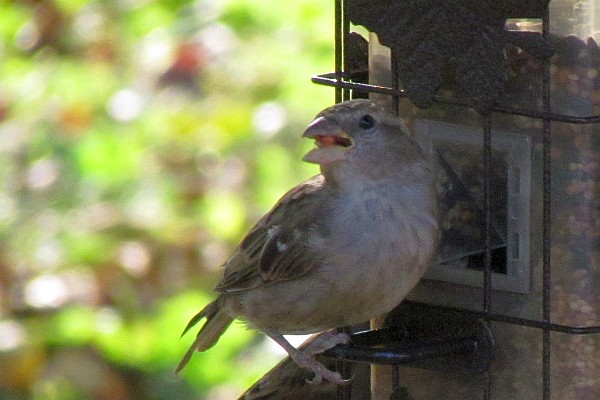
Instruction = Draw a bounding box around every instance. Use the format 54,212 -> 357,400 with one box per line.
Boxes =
0,0 -> 334,398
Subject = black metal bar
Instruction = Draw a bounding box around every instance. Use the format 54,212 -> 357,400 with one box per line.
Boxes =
334,0 -> 342,104
484,359 -> 492,400
483,116 -> 493,313
335,326 -> 352,400
321,323 -> 494,374
335,4 -> 352,399
482,114 -> 493,400
396,300 -> 600,334
312,73 -> 600,125
541,7 -> 552,400
493,312 -> 600,334
391,364 -> 400,395
342,0 -> 350,101
390,48 -> 401,390
324,337 -> 479,365
390,50 -> 400,115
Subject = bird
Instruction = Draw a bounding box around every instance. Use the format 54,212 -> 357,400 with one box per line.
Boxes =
176,99 -> 440,385
238,331 -> 369,400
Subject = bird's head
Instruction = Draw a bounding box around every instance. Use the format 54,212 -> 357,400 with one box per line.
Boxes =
302,99 -> 429,184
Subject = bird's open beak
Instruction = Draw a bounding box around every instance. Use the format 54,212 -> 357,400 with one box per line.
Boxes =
302,117 -> 354,165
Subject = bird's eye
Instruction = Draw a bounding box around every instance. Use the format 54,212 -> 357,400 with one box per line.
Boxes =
358,114 -> 376,130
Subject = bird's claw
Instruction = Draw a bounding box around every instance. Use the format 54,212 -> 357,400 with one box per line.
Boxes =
292,346 -> 351,385
305,365 -> 352,385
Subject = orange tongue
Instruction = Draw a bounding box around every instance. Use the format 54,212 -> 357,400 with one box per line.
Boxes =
316,135 -> 337,147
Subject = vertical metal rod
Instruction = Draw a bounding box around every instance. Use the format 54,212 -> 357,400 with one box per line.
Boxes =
342,0 -> 350,101
334,0 -> 342,104
392,366 -> 400,394
390,50 -> 400,115
390,49 -> 400,390
336,329 -> 353,400
483,115 -> 492,313
335,2 -> 351,399
541,7 -> 552,400
482,113 -> 493,400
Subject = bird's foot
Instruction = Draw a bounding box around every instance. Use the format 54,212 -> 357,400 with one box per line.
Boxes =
290,349 -> 351,385
265,330 -> 352,385
305,331 -> 351,356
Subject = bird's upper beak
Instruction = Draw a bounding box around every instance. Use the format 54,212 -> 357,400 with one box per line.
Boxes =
302,116 -> 354,165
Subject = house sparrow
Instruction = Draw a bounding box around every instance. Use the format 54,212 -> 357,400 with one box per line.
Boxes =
176,99 -> 439,385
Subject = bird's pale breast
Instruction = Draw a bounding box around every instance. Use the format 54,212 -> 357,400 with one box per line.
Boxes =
230,181 -> 438,334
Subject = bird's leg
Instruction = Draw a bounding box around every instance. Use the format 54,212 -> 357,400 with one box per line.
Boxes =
265,330 -> 351,385
304,330 -> 351,356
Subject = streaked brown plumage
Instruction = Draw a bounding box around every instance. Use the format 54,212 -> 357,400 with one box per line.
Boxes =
177,99 -> 439,384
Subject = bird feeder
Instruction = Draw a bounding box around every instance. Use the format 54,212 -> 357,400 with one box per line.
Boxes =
243,1 -> 600,399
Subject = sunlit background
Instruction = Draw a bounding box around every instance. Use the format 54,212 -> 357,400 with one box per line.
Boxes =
0,1 -> 334,398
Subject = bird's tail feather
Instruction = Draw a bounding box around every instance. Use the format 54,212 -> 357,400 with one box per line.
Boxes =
176,298 -> 233,373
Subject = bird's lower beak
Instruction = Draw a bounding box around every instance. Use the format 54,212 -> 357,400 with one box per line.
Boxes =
302,117 -> 353,165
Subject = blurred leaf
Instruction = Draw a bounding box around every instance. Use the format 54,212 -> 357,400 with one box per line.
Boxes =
64,235 -> 112,265
253,143 -> 295,208
198,190 -> 246,241
124,4 -> 176,38
54,0 -> 88,14
221,0 -> 279,35
75,126 -> 144,188
42,60 -> 118,106
0,4 -> 28,44
32,377 -> 85,400
49,306 -> 96,346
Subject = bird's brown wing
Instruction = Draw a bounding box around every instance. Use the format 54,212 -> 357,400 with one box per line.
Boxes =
214,175 -> 328,293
